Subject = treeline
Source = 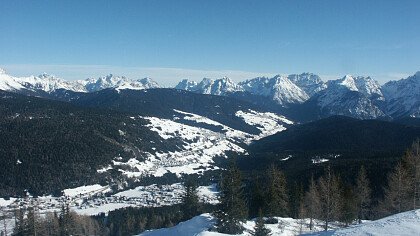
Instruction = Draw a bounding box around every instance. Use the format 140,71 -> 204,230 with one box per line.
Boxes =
213,139 -> 420,234
7,203 -> 108,236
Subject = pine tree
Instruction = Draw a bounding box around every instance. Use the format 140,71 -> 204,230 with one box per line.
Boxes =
264,165 -> 289,217
181,178 -> 200,220
318,166 -> 342,231
249,172 -> 265,218
251,209 -> 271,236
215,160 -> 248,234
355,165 -> 371,223
304,174 -> 320,230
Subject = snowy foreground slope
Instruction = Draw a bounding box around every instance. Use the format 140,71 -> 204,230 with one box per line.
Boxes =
307,209 -> 420,236
139,209 -> 420,236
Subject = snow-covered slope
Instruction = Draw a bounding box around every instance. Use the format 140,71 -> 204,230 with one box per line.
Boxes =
0,69 -> 25,91
140,210 -> 420,236
309,209 -> 420,236
239,75 -> 309,105
382,72 -> 420,118
101,109 -> 291,179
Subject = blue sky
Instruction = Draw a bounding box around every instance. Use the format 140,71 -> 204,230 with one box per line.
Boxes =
1,0 -> 419,85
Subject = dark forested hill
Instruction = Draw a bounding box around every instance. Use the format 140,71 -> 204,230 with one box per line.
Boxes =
239,116 -> 420,196
72,88 -> 268,134
0,91 -> 178,196
249,116 -> 420,153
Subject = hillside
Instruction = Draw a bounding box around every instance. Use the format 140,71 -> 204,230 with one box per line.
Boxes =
0,90 -> 174,196
250,116 -> 420,153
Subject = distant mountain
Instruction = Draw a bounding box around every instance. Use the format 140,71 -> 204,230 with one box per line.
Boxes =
0,69 -> 160,95
382,72 -> 420,118
175,77 -> 243,96
176,74 -> 312,106
287,73 -> 327,97
299,75 -> 386,120
239,75 -> 309,105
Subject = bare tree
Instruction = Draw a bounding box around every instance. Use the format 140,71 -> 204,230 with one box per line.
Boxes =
318,166 -> 342,230
404,139 -> 420,210
0,207 -> 7,236
380,162 -> 410,215
355,165 -> 371,223
304,175 -> 320,230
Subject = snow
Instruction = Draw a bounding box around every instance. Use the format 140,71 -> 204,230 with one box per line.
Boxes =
0,70 -> 160,93
312,157 -> 329,164
138,213 -> 336,236
307,209 -> 420,236
140,213 -> 214,236
0,198 -> 17,207
316,75 -> 386,119
105,110 -> 291,178
74,203 -> 131,216
63,184 -> 111,197
138,210 -> 420,236
239,75 -> 309,105
382,72 -> 420,118
236,109 -> 292,140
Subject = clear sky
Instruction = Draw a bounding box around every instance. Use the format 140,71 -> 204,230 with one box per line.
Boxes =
1,0 -> 419,85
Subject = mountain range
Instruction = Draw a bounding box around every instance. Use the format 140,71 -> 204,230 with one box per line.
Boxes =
2,68 -> 418,120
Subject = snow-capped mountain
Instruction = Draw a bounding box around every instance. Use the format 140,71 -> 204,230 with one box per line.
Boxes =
0,69 -> 25,91
287,72 -> 327,97
174,79 -> 198,90
176,75 -> 314,106
309,75 -> 385,119
1,68 -> 419,120
382,72 -> 420,118
239,75 -> 309,105
0,69 -> 160,94
175,77 -> 243,96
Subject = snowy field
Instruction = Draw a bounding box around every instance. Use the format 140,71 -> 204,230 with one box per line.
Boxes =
139,209 -> 420,236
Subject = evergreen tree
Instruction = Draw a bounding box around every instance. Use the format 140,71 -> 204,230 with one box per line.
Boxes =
355,165 -> 371,223
264,165 -> 288,217
249,172 -> 265,218
181,178 -> 200,220
215,160 -> 248,234
251,209 -> 271,236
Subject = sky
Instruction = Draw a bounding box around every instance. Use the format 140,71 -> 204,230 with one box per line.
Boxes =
1,0 -> 419,86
